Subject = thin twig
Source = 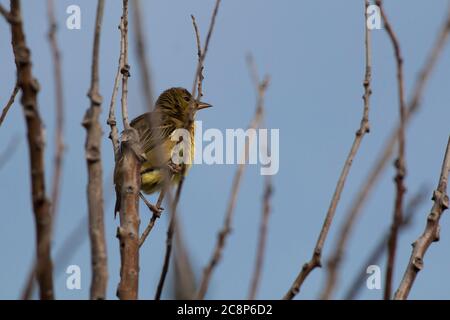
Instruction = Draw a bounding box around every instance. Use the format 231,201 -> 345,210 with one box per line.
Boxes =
9,0 -> 54,300
191,15 -> 203,99
187,0 -> 221,124
47,0 -> 65,264
376,0 -> 407,300
21,173 -> 114,299
283,0 -> 372,299
132,0 -> 154,111
0,3 -> 12,21
248,178 -> 273,300
343,189 -> 427,299
196,57 -> 269,299
154,180 -> 184,300
138,191 -> 165,247
153,0 -> 222,299
0,82 -> 19,127
320,6 -> 450,300
173,219 -> 197,299
120,0 -> 131,130
107,17 -> 124,161
82,0 -> 107,300
394,137 -> 450,299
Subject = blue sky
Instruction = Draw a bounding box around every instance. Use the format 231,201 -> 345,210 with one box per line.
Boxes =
0,0 -> 449,299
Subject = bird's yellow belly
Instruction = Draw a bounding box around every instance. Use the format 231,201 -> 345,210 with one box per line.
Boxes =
140,133 -> 194,195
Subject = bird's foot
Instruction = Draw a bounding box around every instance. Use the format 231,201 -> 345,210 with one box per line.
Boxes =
168,162 -> 183,174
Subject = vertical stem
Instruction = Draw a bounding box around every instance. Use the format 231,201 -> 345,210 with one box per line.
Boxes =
9,0 -> 54,299
115,0 -> 142,300
83,0 -> 108,300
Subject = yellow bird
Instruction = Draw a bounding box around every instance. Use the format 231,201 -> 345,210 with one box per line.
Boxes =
115,87 -> 211,205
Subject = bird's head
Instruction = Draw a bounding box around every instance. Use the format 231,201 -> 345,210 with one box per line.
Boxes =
155,87 -> 212,122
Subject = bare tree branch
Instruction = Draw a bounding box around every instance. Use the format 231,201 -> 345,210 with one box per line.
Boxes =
47,0 -> 65,268
375,0 -> 408,300
248,178 -> 273,300
0,3 -> 12,22
283,0 -> 372,299
8,0 -> 53,300
132,0 -> 154,111
82,0 -> 108,300
394,137 -> 450,299
107,16 -> 124,161
138,191 -> 164,247
197,56 -> 269,299
173,219 -> 197,299
151,0 -> 222,299
154,180 -> 184,300
343,189 -> 427,299
320,6 -> 450,300
115,0 -> 143,300
0,82 -> 19,127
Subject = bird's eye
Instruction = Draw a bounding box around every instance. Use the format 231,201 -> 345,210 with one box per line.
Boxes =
183,96 -> 191,102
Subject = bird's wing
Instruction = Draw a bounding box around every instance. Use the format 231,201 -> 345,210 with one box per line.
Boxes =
130,112 -> 175,154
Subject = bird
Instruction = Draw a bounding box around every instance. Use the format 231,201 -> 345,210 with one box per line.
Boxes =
114,87 -> 211,216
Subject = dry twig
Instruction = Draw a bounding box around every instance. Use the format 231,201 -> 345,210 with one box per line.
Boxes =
82,0 -> 108,300
154,181 -> 184,300
320,6 -> 450,300
8,0 -> 54,300
114,0 -> 143,300
0,82 -> 19,127
394,137 -> 450,299
248,178 -> 273,300
47,0 -> 65,266
173,220 -> 197,299
196,56 -> 269,299
132,0 -> 154,110
343,189 -> 426,299
376,0 -> 408,300
284,0 -> 372,299
154,0 -> 222,299
139,191 -> 165,247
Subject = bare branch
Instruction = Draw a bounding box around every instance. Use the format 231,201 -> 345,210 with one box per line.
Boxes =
8,0 -> 54,300
154,180 -> 184,300
120,0 -> 131,130
82,0 -> 107,300
0,82 -> 19,127
375,0 -> 408,300
132,0 -> 154,110
173,220 -> 197,299
283,0 -> 372,299
107,16 -> 124,161
343,189 -> 427,299
139,191 -> 164,247
394,137 -> 450,299
0,3 -> 12,22
248,178 -> 273,300
115,0 -> 143,300
151,0 -> 222,300
319,6 -> 450,300
196,57 -> 269,299
47,0 -> 65,263
191,15 -> 203,99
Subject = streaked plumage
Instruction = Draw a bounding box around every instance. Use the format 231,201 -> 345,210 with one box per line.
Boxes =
114,87 -> 211,210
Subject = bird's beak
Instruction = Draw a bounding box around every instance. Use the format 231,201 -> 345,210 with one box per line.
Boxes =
197,101 -> 212,110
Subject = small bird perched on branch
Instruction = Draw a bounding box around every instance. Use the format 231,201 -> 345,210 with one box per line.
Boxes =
114,87 -> 212,215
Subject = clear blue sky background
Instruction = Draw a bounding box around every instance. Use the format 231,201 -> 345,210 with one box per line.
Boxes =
1,0 -> 449,300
